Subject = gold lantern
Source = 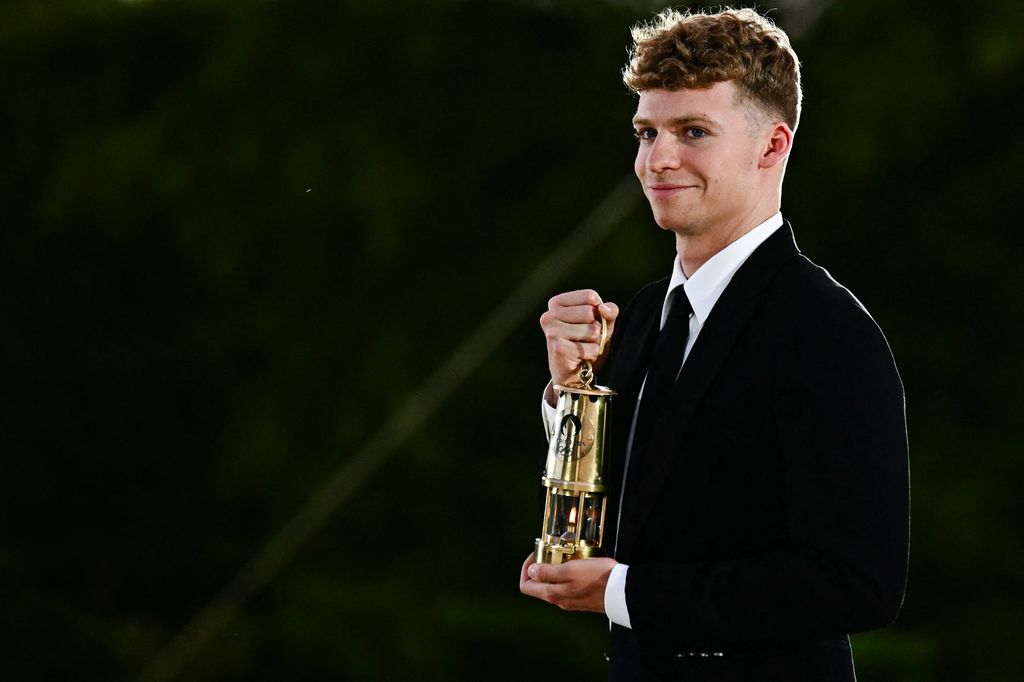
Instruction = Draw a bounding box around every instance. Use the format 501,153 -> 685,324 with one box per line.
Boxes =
534,320 -> 615,564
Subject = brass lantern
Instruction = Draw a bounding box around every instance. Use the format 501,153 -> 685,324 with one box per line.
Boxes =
535,324 -> 615,564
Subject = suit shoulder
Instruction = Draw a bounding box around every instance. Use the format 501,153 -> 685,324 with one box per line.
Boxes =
775,255 -> 897,361
631,276 -> 671,306
778,255 -> 873,322
619,276 -> 670,323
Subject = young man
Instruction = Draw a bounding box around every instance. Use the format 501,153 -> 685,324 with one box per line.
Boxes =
520,9 -> 909,681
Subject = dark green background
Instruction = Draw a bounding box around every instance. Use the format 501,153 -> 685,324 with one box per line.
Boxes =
2,0 -> 1021,679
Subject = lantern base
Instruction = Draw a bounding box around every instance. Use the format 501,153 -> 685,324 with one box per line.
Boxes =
534,537 -> 606,564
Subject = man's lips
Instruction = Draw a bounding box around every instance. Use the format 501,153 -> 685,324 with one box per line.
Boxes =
647,183 -> 696,197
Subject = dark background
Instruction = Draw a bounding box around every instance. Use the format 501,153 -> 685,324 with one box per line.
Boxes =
2,0 -> 1021,680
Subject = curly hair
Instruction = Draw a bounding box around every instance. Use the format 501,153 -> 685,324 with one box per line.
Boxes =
623,8 -> 802,130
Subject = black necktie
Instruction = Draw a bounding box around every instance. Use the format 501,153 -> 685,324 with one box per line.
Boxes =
632,285 -> 692,460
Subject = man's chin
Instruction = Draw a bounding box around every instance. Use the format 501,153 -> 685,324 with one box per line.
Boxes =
653,215 -> 704,236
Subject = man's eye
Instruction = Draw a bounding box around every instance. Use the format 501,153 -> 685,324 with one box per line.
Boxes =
633,128 -> 656,141
685,128 -> 708,139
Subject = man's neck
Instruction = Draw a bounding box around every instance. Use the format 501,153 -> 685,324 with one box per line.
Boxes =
675,204 -> 780,277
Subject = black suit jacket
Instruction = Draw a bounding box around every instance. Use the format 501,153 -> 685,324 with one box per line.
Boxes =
601,223 -> 909,681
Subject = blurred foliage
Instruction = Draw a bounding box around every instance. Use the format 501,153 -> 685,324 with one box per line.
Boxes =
1,0 -> 1021,680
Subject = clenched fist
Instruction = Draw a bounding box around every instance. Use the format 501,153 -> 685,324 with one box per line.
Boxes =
540,289 -> 619,394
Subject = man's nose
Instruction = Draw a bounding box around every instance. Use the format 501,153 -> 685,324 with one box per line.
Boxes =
646,135 -> 681,173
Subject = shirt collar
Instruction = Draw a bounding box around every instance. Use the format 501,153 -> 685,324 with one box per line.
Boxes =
662,212 -> 784,327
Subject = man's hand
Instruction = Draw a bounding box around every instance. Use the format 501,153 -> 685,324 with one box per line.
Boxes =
519,553 -> 617,613
540,290 -> 619,391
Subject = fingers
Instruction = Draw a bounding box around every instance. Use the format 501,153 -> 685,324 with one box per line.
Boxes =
547,336 -> 603,362
542,319 -> 605,345
519,557 -> 614,613
519,558 -> 576,609
548,289 -> 604,310
541,290 -> 619,386
552,304 -> 605,324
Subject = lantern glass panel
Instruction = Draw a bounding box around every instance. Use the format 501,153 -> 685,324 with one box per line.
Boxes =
544,490 -> 577,540
579,493 -> 602,544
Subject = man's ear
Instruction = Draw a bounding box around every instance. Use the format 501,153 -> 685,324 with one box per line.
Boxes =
759,122 -> 794,169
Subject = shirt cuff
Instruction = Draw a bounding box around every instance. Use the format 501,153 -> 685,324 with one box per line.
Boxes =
604,562 -> 632,629
541,381 -> 558,441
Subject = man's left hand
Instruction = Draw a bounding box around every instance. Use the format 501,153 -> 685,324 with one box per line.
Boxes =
519,554 -> 617,613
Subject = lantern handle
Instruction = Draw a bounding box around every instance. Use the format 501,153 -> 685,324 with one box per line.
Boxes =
577,361 -> 594,389
575,316 -> 607,389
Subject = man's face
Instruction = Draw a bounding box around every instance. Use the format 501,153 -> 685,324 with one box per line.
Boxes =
633,81 -> 769,238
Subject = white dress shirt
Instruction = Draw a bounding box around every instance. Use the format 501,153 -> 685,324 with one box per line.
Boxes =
541,212 -> 784,629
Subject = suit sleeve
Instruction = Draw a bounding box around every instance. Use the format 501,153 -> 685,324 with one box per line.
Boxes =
625,294 -> 910,646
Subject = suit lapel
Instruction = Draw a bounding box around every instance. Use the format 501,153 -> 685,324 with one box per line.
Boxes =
618,223 -> 801,559
603,279 -> 665,554
607,279 -> 668,397
607,278 -> 668,461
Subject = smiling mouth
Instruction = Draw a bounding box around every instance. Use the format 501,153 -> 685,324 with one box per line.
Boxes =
647,184 -> 696,196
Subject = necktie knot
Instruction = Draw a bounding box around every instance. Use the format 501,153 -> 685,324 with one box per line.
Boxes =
665,285 -> 692,326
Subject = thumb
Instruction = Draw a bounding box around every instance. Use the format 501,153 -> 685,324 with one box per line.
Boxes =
528,561 -> 570,583
597,302 -> 619,322
597,302 -> 619,357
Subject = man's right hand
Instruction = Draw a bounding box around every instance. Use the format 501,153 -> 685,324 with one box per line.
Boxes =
540,289 -> 619,391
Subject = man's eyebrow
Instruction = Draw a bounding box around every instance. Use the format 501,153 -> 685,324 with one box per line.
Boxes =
631,115 -> 721,129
